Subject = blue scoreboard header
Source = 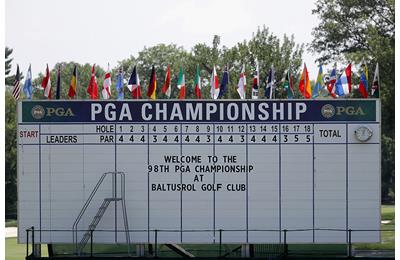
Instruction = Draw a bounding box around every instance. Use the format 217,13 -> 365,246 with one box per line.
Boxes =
20,100 -> 377,123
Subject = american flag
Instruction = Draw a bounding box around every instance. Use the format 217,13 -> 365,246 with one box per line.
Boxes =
12,65 -> 21,100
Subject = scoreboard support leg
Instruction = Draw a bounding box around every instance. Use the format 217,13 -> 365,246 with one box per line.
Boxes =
47,244 -> 54,257
136,244 -> 146,257
33,244 -> 41,257
241,244 -> 251,257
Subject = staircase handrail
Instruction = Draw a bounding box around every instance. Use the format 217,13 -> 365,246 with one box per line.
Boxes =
72,171 -> 125,251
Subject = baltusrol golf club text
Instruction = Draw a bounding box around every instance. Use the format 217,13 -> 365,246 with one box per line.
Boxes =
150,155 -> 253,192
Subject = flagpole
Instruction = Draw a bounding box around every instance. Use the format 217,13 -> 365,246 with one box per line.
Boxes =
77,64 -> 79,100
377,63 -> 380,99
272,64 -> 274,100
303,63 -> 306,99
136,65 -> 139,100
289,64 -> 292,99
121,67 -> 123,100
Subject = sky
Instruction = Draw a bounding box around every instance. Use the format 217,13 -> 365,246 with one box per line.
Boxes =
6,0 -> 321,79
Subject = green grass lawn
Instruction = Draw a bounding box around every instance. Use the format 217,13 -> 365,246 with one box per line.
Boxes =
5,238 -> 47,260
354,204 -> 395,250
5,205 -> 394,259
5,238 -> 26,260
5,219 -> 17,228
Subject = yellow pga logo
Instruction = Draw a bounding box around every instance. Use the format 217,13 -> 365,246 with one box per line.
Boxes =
46,107 -> 75,117
336,106 -> 366,116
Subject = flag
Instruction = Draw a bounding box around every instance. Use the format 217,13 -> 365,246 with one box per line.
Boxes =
55,65 -> 61,99
218,66 -> 228,98
23,64 -> 32,100
283,68 -> 294,99
335,63 -> 352,96
362,57 -> 368,81
251,60 -> 259,99
359,71 -> 368,98
371,63 -> 379,98
12,65 -> 21,100
194,64 -> 202,99
327,63 -> 337,98
210,65 -> 219,99
162,65 -> 171,98
147,65 -> 157,99
128,66 -> 142,99
358,59 -> 368,98
177,66 -> 186,99
312,64 -> 324,98
102,64 -> 112,99
265,65 -> 274,99
298,63 -> 311,99
237,64 -> 246,99
41,64 -> 52,99
87,64 -> 98,99
115,68 -> 124,100
68,65 -> 77,98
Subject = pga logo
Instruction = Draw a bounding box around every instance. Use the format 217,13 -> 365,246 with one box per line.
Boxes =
31,105 -> 45,119
31,105 -> 74,119
321,104 -> 366,119
321,104 -> 335,119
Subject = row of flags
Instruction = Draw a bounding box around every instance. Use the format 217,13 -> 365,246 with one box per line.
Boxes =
11,61 -> 380,100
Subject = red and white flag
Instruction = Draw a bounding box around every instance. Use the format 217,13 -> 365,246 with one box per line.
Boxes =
210,65 -> 219,99
41,64 -> 52,99
87,64 -> 99,99
12,64 -> 21,100
251,60 -> 259,99
237,64 -> 246,99
102,64 -> 112,99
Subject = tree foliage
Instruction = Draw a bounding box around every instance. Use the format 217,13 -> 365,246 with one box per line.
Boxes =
5,47 -> 15,86
310,0 -> 395,202
116,28 -> 303,100
5,90 -> 17,215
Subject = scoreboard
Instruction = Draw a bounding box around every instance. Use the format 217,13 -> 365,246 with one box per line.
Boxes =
17,100 -> 380,244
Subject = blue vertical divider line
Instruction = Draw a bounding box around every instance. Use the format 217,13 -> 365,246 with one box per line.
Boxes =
278,123 -> 281,243
346,123 -> 349,243
245,123 -> 249,243
39,124 -> 42,242
312,124 -> 315,243
213,123 -> 216,243
114,123 -> 117,242
180,124 -> 183,243
147,123 -> 150,243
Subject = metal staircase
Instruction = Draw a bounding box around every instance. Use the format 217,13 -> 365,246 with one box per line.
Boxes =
72,172 -> 130,255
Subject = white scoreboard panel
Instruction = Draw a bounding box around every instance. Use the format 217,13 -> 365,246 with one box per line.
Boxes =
17,100 -> 380,244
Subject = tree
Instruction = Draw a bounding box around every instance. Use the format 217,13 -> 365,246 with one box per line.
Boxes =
5,90 -> 17,216
5,47 -> 18,217
115,29 -> 304,100
5,47 -> 14,86
310,0 -> 395,202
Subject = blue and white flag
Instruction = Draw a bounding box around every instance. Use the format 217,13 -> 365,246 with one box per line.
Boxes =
23,64 -> 32,99
335,64 -> 352,96
115,68 -> 124,100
